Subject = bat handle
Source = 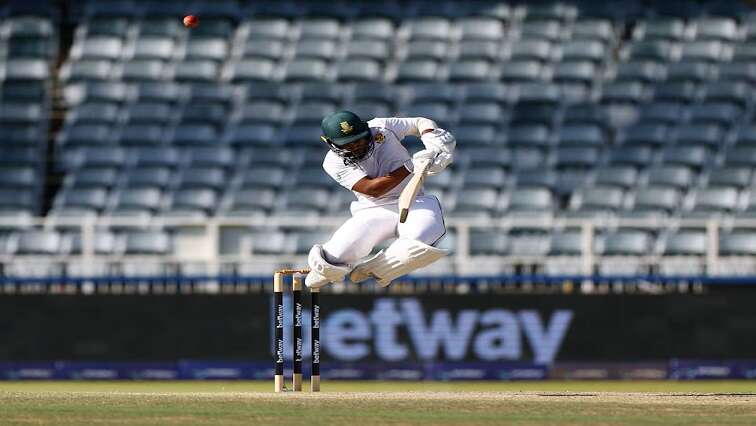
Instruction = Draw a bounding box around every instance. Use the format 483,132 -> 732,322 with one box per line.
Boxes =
399,209 -> 409,223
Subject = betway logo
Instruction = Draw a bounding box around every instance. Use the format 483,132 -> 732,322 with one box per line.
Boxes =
275,297 -> 573,363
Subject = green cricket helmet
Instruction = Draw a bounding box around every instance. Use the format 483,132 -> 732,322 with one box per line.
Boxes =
320,110 -> 374,164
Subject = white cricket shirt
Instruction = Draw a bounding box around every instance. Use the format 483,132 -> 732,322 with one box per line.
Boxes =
323,117 -> 426,209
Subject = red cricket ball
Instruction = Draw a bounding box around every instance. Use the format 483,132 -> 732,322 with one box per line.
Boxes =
183,15 -> 199,28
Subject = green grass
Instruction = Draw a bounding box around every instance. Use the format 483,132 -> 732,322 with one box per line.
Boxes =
0,381 -> 755,425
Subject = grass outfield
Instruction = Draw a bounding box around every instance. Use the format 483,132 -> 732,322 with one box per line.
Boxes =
0,381 -> 755,425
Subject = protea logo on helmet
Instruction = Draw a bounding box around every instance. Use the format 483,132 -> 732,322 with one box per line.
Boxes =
340,121 -> 354,134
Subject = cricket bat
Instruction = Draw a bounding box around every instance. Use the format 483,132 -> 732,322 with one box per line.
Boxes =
398,159 -> 431,223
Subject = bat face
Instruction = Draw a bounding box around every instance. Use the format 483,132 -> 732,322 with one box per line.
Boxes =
398,159 -> 431,223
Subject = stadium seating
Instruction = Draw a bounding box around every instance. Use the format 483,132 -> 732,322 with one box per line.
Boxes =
5,0 -> 756,277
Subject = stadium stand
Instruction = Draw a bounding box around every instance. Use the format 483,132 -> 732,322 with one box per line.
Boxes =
4,0 -> 756,278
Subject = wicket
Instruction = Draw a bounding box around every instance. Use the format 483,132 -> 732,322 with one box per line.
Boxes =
273,268 -> 320,393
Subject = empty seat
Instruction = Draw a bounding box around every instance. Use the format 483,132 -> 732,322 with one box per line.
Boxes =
12,231 -> 61,255
506,124 -> 550,148
123,167 -> 172,189
569,186 -> 625,216
134,146 -> 180,168
627,40 -> 676,61
557,124 -> 604,147
652,81 -> 698,103
61,59 -> 113,81
618,123 -> 669,147
615,61 -> 666,83
336,59 -> 382,82
693,17 -> 738,41
520,21 -> 563,41
688,103 -> 741,126
448,60 -> 496,82
505,188 -> 553,213
466,147 -> 511,168
627,186 -> 681,216
291,102 -> 336,124
283,59 -> 328,81
119,60 -> 166,81
635,19 -> 686,41
184,38 -> 228,62
244,39 -> 286,60
686,187 -> 739,215
451,188 -> 499,217
513,168 -> 557,189
510,39 -> 553,62
638,101 -> 683,125
725,147 -> 756,167
451,125 -> 497,146
73,36 -> 123,61
662,231 -> 707,256
248,230 -> 291,255
177,167 -> 226,190
223,188 -> 277,216
703,81 -> 750,107
351,17 -> 395,41
560,40 -> 605,63
407,17 -> 453,41
173,60 -> 219,82
170,124 -> 217,146
459,17 -> 504,41
547,231 -> 583,256
457,40 -> 500,61
123,231 -> 171,255
116,124 -> 165,146
299,18 -> 341,40
674,123 -> 725,148
228,58 -> 277,82
594,166 -> 639,189
166,189 -> 217,215
64,167 -> 118,189
661,146 -> 708,170
555,147 -> 600,169
131,37 -> 176,60
282,188 -> 331,211
719,232 -> 756,256
666,62 -> 714,83
573,18 -> 614,42
680,40 -> 729,62
396,60 -> 442,82
110,188 -> 163,213
499,60 -> 544,82
0,167 -> 37,190
239,166 -> 287,189
707,167 -> 752,189
54,188 -> 108,211
601,231 -> 653,256
469,231 -> 509,255
646,165 -> 695,190
246,18 -> 291,40
461,167 -> 506,188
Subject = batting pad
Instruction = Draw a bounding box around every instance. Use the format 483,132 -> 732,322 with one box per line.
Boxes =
349,238 -> 448,287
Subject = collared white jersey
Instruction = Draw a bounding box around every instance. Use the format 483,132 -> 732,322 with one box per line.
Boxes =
323,117 -> 427,209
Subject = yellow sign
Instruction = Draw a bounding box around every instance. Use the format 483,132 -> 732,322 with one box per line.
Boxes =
340,121 -> 353,134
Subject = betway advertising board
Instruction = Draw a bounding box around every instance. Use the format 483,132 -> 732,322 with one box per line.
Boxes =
0,290 -> 755,380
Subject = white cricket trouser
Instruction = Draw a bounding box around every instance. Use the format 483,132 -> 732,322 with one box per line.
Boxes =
322,195 -> 446,264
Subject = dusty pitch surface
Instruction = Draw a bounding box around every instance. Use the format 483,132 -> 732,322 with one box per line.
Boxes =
1,383 -> 756,425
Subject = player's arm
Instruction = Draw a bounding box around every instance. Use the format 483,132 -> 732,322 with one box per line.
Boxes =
352,165 -> 411,198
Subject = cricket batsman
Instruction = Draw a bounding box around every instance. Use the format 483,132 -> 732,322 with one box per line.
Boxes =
305,110 -> 456,288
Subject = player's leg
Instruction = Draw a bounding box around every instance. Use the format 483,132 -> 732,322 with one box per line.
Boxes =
305,206 -> 396,288
397,194 -> 446,246
349,195 -> 448,286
